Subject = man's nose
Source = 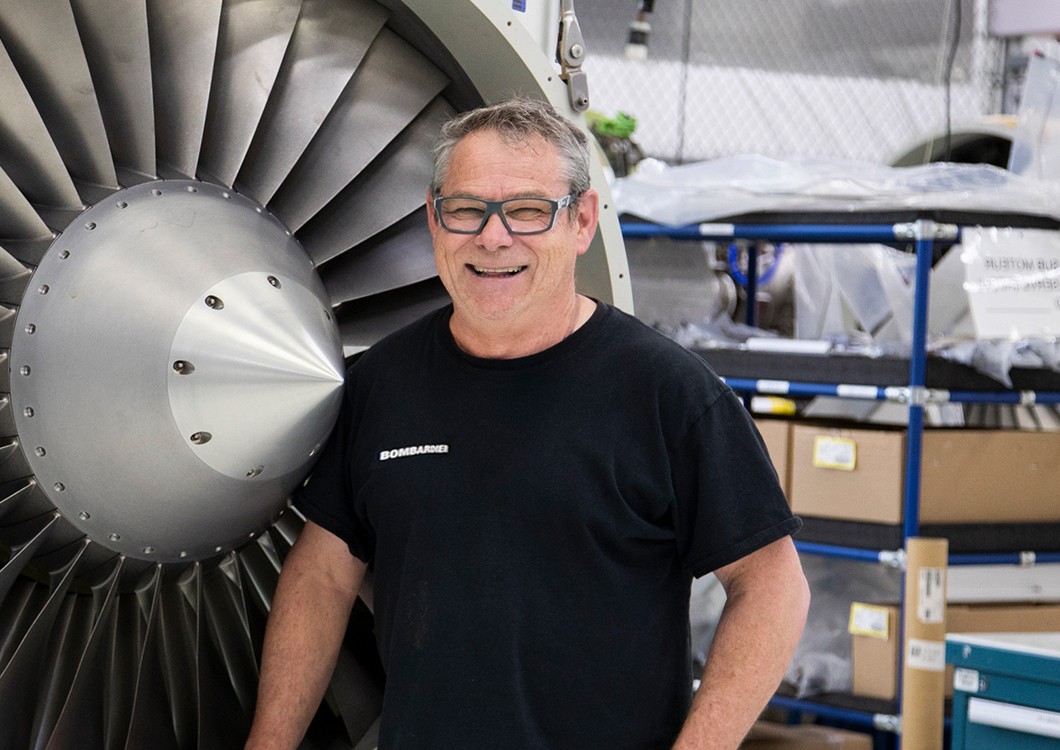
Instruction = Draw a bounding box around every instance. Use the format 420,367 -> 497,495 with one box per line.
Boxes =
476,211 -> 513,248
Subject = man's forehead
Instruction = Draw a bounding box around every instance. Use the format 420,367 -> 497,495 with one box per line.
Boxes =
443,131 -> 562,195
455,129 -> 551,158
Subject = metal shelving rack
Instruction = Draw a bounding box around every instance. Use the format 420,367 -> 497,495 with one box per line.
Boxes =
621,217 -> 1060,746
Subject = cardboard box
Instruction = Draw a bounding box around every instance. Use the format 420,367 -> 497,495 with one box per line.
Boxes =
754,418 -> 791,499
740,720 -> 872,749
789,424 -> 1060,524
849,601 -> 1060,700
849,602 -> 899,701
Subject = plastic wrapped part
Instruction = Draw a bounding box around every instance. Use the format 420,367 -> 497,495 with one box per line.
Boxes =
783,556 -> 901,699
623,235 -> 736,330
612,155 -> 1060,227
792,245 -> 842,341
793,243 -> 916,347
664,237 -> 1056,387
937,337 -> 1060,389
622,155 -> 1060,386
928,243 -> 977,340
835,246 -> 900,337
872,245 -> 917,348
790,236 -> 1060,386
661,316 -> 778,351
691,554 -> 901,700
801,395 -> 966,428
1008,53 -> 1060,180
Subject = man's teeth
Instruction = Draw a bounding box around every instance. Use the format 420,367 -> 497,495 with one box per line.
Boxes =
471,265 -> 524,276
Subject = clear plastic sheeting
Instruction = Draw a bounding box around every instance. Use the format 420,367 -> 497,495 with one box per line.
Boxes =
612,156 -> 1060,227
784,556 -> 900,699
688,555 -> 901,700
938,337 -> 1060,389
793,244 -> 917,348
660,316 -> 780,351
1008,53 -> 1060,180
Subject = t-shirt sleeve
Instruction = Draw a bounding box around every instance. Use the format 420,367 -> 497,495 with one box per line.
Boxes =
294,385 -> 374,563
670,388 -> 801,577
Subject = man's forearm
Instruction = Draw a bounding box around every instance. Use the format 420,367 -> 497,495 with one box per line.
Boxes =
673,537 -> 809,750
245,523 -> 365,750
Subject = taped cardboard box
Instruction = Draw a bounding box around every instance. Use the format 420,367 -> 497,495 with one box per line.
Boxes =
740,720 -> 872,749
754,418 -> 791,500
849,601 -> 1060,700
789,424 -> 1060,524
848,602 -> 899,701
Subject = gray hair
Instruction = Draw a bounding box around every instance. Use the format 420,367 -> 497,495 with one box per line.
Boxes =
430,97 -> 591,198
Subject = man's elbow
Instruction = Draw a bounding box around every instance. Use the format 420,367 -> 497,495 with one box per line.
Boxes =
782,544 -> 810,605
793,566 -> 811,630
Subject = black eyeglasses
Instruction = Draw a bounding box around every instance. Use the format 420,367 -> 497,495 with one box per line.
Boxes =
433,194 -> 574,235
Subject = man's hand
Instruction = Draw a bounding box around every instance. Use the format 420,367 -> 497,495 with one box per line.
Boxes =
673,536 -> 809,749
244,521 -> 367,750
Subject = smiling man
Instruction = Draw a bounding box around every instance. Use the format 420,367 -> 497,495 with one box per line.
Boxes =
426,116 -> 597,359
245,97 -> 809,750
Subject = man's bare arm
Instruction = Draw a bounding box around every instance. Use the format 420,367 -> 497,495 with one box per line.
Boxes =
673,535 -> 809,749
244,521 -> 368,750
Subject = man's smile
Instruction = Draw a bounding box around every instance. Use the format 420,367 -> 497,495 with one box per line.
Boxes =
468,264 -> 528,277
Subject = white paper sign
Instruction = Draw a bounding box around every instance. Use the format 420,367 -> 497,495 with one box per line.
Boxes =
918,568 -> 946,624
907,638 -> 946,672
962,229 -> 1060,339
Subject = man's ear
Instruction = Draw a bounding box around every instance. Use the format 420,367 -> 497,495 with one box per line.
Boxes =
574,189 -> 600,257
425,188 -> 440,239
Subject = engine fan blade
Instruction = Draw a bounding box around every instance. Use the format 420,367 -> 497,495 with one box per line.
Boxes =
0,1 -> 118,191
318,213 -> 436,306
198,0 -> 303,188
68,0 -> 156,183
0,39 -> 82,211
299,97 -> 452,267
337,278 -> 451,352
43,559 -> 124,750
0,537 -> 87,750
236,0 -> 389,206
0,169 -> 52,242
269,27 -> 448,232
147,0 -> 223,178
0,247 -> 32,306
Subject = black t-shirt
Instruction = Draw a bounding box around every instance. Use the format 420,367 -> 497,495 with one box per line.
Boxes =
298,301 -> 799,749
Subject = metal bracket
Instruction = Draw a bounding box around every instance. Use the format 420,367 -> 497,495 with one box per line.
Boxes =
874,713 -> 901,733
884,386 -> 910,403
878,549 -> 907,570
893,220 -> 960,242
907,385 -> 929,406
557,0 -> 590,111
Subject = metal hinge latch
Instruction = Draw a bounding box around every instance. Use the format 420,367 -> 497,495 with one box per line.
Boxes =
557,0 -> 590,111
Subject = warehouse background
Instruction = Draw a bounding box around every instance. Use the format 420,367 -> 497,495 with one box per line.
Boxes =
577,0 -> 1009,165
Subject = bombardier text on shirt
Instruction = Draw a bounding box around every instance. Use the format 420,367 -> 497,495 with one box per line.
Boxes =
378,444 -> 450,461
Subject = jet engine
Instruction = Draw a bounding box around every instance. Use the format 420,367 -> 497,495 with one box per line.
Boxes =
0,1 -> 628,747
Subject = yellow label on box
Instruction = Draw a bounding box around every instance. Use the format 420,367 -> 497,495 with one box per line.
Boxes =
812,435 -> 857,471
849,602 -> 890,639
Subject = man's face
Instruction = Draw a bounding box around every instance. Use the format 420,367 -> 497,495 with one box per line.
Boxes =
427,130 -> 598,328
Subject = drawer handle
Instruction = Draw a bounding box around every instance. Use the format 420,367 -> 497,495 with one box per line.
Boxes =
968,697 -> 1060,739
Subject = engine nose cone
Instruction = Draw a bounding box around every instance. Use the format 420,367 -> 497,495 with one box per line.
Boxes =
10,180 -> 344,563
169,271 -> 343,480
